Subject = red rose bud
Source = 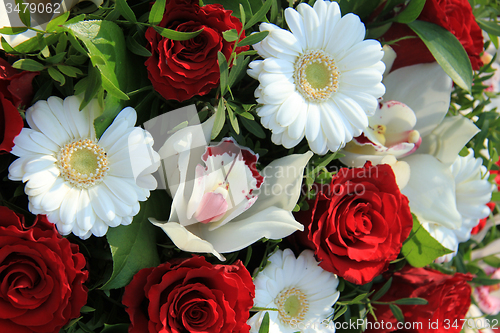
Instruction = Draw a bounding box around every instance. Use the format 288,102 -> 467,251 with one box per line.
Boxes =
145,0 -> 249,102
0,206 -> 88,333
293,162 -> 413,285
366,266 -> 472,333
123,255 -> 255,333
382,0 -> 484,71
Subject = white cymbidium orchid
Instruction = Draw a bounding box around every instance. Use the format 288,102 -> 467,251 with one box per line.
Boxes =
0,0 -> 102,50
150,117 -> 312,260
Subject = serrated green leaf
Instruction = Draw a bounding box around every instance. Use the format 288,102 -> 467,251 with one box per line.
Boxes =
408,20 -> 472,92
154,26 -> 203,41
46,11 -> 70,32
212,98 -> 226,140
392,0 -> 425,23
401,214 -> 454,267
393,297 -> 428,305
116,0 -> 137,23
102,191 -> 169,290
258,312 -> 270,333
237,31 -> 269,47
241,116 -> 266,138
47,66 -> 66,85
126,34 -> 152,57
244,0 -> 273,29
389,304 -> 404,323
12,59 -> 44,71
149,0 -> 166,25
57,65 -> 83,77
218,51 -> 229,96
223,29 -> 239,42
0,26 -> 28,35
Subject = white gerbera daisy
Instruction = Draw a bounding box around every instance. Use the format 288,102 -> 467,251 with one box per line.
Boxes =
248,249 -> 340,333
8,95 -> 160,239
247,0 -> 385,155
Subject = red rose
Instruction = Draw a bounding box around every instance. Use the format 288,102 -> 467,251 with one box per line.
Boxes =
293,162 -> 413,285
0,57 -> 37,153
0,206 -> 88,333
366,266 -> 472,333
383,0 -> 484,71
123,255 -> 255,333
471,202 -> 495,235
145,0 -> 248,102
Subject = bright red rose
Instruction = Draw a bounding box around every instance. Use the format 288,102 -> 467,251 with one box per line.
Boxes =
0,57 -> 37,153
0,206 -> 88,333
383,0 -> 484,71
365,266 -> 472,333
293,162 -> 413,285
123,255 -> 255,333
145,0 -> 248,102
471,202 -> 495,235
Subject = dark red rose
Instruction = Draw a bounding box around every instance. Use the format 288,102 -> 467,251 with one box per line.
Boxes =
145,0 -> 248,102
123,255 -> 255,333
0,206 -> 88,333
293,162 -> 413,285
0,57 -> 37,153
383,0 -> 484,71
365,266 -> 472,333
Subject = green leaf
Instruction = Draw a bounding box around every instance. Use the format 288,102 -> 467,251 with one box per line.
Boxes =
223,29 -> 239,42
218,51 -> 229,96
126,34 -> 152,57
12,59 -> 44,71
258,312 -> 270,333
1,37 -> 15,52
0,26 -> 28,35
154,26 -> 203,41
401,214 -> 454,267
389,304 -> 404,323
81,64 -> 102,110
237,31 -> 269,47
228,56 -> 250,89
408,20 -> 472,92
100,323 -> 130,333
472,277 -> 500,286
392,0 -> 425,23
102,191 -> 169,290
80,306 -> 95,314
211,98 -> 226,140
46,11 -> 70,32
149,0 -> 166,25
244,0 -> 273,30
57,65 -> 83,77
67,32 -> 87,55
393,297 -> 428,305
225,100 -> 240,134
241,116 -> 266,138
15,0 -> 31,28
477,19 -> 500,37
483,254 -> 500,268
371,277 -> 392,302
116,0 -> 137,23
44,52 -> 66,64
47,66 -> 66,85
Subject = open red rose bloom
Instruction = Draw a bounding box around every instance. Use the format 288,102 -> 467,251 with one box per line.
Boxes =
294,162 -> 413,285
0,206 -> 88,333
123,255 -> 255,333
145,0 -> 248,102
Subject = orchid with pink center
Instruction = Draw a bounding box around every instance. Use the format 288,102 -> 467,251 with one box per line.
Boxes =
150,117 -> 312,260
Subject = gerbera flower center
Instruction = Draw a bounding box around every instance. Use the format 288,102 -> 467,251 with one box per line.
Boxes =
275,287 -> 309,325
294,50 -> 339,102
57,139 -> 109,189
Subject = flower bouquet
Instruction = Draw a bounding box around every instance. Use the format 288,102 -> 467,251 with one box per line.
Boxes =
1,0 -> 500,332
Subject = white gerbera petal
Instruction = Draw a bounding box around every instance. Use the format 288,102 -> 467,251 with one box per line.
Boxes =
249,249 -> 340,333
249,0 -> 384,154
7,95 -> 159,238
